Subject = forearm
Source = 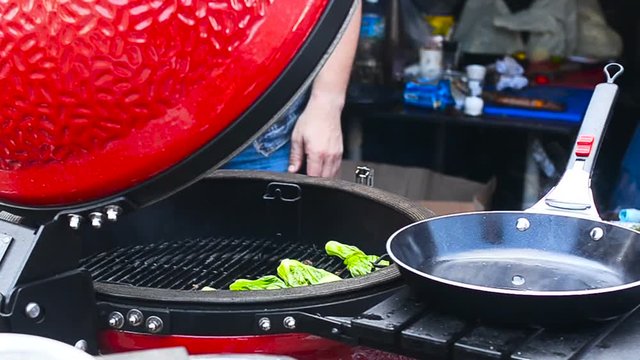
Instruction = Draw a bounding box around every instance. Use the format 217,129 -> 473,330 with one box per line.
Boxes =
307,0 -> 362,110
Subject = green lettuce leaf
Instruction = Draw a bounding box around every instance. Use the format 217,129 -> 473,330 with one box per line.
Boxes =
277,259 -> 341,287
325,240 -> 389,277
229,275 -> 288,291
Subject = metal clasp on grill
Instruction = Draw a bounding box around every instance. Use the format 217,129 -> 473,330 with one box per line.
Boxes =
355,166 -> 374,187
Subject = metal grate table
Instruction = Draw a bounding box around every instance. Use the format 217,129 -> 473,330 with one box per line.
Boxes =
327,287 -> 640,360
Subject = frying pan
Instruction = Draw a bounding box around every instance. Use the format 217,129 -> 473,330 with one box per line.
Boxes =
387,63 -> 640,325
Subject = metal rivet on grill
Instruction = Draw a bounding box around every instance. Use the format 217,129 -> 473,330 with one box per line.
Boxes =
127,309 -> 144,327
145,316 -> 163,333
590,227 -> 604,241
105,205 -> 122,222
331,328 -> 340,335
74,340 -> 88,352
107,311 -> 124,329
283,316 -> 296,330
258,317 -> 271,332
68,215 -> 82,230
89,212 -> 104,229
516,218 -> 530,232
511,275 -> 526,286
24,302 -> 41,320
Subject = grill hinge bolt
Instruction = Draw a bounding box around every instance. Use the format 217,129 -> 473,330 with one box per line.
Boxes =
107,311 -> 124,329
68,215 -> 82,230
127,309 -> 144,327
24,302 -> 41,320
516,218 -> 530,232
105,205 -> 122,222
146,316 -> 163,333
89,212 -> 103,229
590,227 -> 604,241
283,316 -> 296,330
74,339 -> 88,352
258,317 -> 271,332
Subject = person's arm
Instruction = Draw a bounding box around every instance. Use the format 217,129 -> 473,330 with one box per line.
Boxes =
288,1 -> 362,178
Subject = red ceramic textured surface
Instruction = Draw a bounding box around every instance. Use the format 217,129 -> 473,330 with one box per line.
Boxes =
99,330 -> 414,360
0,0 -> 327,206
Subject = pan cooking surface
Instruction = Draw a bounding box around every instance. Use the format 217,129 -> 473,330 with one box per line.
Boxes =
425,248 -> 625,292
80,236 -> 349,291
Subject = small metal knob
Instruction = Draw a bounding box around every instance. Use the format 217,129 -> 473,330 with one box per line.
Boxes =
145,316 -> 163,333
516,218 -> 530,232
74,340 -> 88,352
258,317 -> 271,332
89,212 -> 103,229
127,309 -> 144,327
283,316 -> 296,330
107,311 -> 124,329
68,215 -> 82,230
105,205 -> 122,222
24,302 -> 41,319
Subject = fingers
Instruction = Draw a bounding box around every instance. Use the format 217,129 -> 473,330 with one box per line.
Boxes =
313,146 -> 343,178
321,154 -> 342,178
321,139 -> 343,177
306,153 -> 324,177
288,132 -> 304,173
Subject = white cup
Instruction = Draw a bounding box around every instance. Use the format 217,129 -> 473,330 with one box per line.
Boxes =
464,96 -> 484,116
466,64 -> 487,81
466,65 -> 487,96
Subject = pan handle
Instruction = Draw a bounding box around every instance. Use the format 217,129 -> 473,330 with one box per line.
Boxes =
527,63 -> 624,219
566,63 -> 623,175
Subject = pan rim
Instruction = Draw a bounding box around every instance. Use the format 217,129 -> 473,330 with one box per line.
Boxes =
386,210 -> 640,297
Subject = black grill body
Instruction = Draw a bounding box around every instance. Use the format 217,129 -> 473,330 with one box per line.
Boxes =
82,170 -> 433,336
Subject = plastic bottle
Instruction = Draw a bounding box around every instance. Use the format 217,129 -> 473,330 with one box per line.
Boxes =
419,35 -> 443,81
353,0 -> 386,85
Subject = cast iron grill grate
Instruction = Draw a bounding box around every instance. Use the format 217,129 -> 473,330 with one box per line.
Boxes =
80,236 -> 350,290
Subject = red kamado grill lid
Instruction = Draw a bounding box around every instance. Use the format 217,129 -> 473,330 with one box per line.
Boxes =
0,0 -> 355,214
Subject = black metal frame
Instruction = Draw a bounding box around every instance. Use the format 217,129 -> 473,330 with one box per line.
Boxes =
0,217 -> 98,353
95,284 -> 401,337
95,286 -> 640,359
0,0 -> 358,223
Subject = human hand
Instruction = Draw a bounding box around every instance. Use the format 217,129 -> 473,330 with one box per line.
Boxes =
286,0 -> 358,177
288,99 -> 343,177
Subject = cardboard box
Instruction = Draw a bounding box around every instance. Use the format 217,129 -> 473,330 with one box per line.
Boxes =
339,160 -> 496,216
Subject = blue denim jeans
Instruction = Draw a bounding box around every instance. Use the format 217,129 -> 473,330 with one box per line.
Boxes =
221,142 -> 292,172
222,92 -> 308,172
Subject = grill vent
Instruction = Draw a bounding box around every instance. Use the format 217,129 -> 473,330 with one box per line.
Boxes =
80,237 -> 349,290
